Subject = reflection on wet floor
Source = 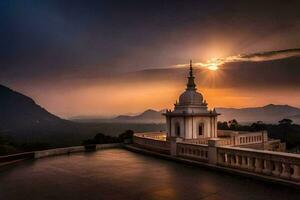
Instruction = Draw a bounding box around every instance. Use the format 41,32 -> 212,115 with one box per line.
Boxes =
0,149 -> 300,200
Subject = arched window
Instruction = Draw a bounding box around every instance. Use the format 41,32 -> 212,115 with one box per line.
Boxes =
198,124 -> 203,136
175,123 -> 180,137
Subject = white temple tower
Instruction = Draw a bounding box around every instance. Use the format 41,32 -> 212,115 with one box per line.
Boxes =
164,60 -> 219,140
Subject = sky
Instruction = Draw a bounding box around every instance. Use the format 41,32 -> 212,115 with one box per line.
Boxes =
1,0 -> 300,118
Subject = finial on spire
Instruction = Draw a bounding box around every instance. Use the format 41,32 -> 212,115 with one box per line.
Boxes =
186,59 -> 196,91
189,60 -> 193,77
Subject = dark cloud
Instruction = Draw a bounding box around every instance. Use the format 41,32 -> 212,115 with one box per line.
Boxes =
188,48 -> 300,70
1,0 -> 300,81
239,48 -> 300,61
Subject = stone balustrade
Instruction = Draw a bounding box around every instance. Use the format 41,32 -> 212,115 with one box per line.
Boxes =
217,130 -> 268,146
216,138 -> 232,146
183,137 -> 232,146
184,138 -> 208,145
235,132 -> 268,146
217,147 -> 300,182
133,134 -> 170,154
132,132 -> 300,185
134,132 -> 166,141
177,142 -> 208,162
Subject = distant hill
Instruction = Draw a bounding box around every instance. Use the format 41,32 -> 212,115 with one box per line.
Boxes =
84,104 -> 300,124
216,104 -> 300,124
112,109 -> 165,123
71,109 -> 166,123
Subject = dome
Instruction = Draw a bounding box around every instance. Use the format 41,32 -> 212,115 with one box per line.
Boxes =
179,90 -> 203,105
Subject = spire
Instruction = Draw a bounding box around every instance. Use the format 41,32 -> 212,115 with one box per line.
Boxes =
186,60 -> 196,91
189,60 -> 193,77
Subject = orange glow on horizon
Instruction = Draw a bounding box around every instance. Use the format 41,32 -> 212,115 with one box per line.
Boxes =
17,79 -> 300,118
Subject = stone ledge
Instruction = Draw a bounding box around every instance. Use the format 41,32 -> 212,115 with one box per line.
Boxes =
0,143 -> 122,168
34,143 -> 122,159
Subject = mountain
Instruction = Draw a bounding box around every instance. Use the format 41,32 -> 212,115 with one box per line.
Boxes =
71,109 -> 167,123
0,84 -> 85,146
105,104 -> 300,124
112,109 -> 165,123
216,104 -> 300,124
0,85 -> 66,130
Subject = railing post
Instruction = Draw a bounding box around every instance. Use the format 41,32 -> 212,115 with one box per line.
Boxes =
227,154 -> 232,165
291,165 -> 300,181
169,137 -> 183,156
281,163 -> 291,178
248,157 -> 255,171
241,156 -> 248,169
254,158 -> 263,173
262,160 -> 272,175
236,155 -> 241,167
218,152 -> 225,164
208,139 -> 221,165
230,154 -> 236,166
272,162 -> 282,176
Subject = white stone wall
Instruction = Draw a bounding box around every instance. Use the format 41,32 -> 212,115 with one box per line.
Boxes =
185,116 -> 217,139
167,115 -> 217,139
170,117 -> 185,138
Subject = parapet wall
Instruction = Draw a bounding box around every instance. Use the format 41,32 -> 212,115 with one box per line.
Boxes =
133,134 -> 170,154
132,133 -> 300,185
177,142 -> 209,162
217,146 -> 300,181
35,143 -> 121,159
34,146 -> 85,159
0,143 -> 122,167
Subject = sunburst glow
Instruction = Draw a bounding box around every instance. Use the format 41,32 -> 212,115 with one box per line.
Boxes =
196,58 -> 224,71
174,58 -> 224,71
174,48 -> 300,71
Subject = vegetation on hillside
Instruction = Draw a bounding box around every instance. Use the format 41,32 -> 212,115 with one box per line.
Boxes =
0,132 -> 54,156
82,130 -> 134,145
0,129 -> 135,156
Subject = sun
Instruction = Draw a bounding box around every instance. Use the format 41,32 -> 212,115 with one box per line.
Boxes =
208,64 -> 219,71
206,58 -> 222,71
174,58 -> 222,71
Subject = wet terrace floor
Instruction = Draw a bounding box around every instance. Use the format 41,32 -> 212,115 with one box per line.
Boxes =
0,148 -> 300,200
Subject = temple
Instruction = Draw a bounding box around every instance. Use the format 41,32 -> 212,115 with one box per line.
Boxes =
164,60 -> 218,139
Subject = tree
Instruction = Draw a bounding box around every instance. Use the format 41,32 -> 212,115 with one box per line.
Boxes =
217,121 -> 229,130
278,119 -> 293,144
228,119 -> 239,130
82,133 -> 120,145
251,121 -> 266,131
119,130 -> 134,141
279,119 -> 293,126
93,133 -> 119,144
